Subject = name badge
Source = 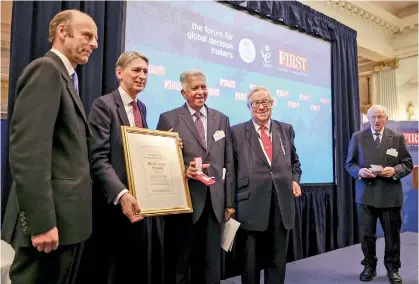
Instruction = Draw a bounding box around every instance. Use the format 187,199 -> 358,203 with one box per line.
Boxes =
386,148 -> 398,157
213,130 -> 225,142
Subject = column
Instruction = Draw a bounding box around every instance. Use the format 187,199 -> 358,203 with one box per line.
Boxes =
373,59 -> 399,120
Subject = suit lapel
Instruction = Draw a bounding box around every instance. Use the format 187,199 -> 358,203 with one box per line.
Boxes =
271,121 -> 282,167
113,90 -> 130,126
245,120 -> 270,168
379,128 -> 393,164
46,51 -> 87,124
206,107 -> 219,154
180,104 -> 206,151
362,129 -> 378,163
138,101 -> 148,129
66,78 -> 87,123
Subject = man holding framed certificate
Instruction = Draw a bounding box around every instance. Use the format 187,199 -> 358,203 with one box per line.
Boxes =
156,70 -> 236,284
87,51 -> 163,284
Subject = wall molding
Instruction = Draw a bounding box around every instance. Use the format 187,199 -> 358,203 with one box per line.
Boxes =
301,0 -> 418,61
373,58 -> 399,72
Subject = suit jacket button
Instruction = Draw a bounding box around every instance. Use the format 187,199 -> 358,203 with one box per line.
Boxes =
20,212 -> 25,217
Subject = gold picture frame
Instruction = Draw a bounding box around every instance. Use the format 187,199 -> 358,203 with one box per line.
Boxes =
121,126 -> 193,216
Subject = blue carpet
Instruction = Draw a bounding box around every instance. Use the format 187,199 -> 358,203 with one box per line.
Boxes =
223,232 -> 418,284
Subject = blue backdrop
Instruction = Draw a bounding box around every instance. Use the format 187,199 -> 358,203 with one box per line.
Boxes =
125,1 -> 334,184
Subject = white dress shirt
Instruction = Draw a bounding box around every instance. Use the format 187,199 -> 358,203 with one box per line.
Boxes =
368,127 -> 397,180
114,87 -> 139,204
119,86 -> 137,127
187,103 -> 208,147
253,119 -> 272,166
50,49 -> 76,78
371,127 -> 384,143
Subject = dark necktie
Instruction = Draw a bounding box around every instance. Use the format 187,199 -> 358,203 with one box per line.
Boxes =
131,101 -> 144,128
71,72 -> 79,94
260,125 -> 272,162
194,111 -> 206,148
374,132 -> 381,148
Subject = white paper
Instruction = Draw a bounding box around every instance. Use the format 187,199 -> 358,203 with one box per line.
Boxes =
195,157 -> 202,172
222,168 -> 226,180
221,218 -> 241,252
370,164 -> 383,174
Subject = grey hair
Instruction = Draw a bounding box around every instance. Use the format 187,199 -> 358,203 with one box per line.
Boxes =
180,70 -> 206,91
116,51 -> 149,70
247,86 -> 274,105
367,105 -> 388,117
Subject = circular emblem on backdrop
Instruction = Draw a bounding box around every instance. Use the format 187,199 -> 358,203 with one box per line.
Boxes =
238,38 -> 256,63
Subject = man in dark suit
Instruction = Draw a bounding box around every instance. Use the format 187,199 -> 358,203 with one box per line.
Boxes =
88,51 -> 165,283
231,86 -> 302,284
156,70 -> 235,284
1,10 -> 98,284
345,105 -> 413,284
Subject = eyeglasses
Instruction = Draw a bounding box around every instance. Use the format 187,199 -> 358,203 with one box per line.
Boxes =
249,100 -> 273,108
369,115 -> 386,121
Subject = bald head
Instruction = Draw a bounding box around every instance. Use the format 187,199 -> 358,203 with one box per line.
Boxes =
367,104 -> 388,132
367,105 -> 387,118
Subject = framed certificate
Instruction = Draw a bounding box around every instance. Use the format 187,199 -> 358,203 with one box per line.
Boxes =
121,126 -> 193,216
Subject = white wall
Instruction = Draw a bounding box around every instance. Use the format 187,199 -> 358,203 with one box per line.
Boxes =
395,56 -> 418,120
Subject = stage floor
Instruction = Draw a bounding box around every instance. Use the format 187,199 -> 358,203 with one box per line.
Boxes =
223,232 -> 418,284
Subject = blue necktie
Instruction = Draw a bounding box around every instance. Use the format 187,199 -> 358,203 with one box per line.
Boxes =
71,72 -> 79,94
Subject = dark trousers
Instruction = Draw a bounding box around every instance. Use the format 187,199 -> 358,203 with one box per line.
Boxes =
77,190 -> 165,284
240,189 -> 289,284
105,207 -> 164,284
9,242 -> 84,284
357,204 -> 402,272
164,191 -> 221,284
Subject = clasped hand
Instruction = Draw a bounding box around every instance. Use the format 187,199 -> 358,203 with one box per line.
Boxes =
358,167 -> 396,178
120,192 -> 144,223
31,226 -> 59,253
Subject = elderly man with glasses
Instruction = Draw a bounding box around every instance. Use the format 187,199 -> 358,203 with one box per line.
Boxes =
345,105 -> 413,284
231,86 -> 302,284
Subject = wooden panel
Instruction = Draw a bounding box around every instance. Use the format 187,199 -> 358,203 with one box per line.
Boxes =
359,75 -> 372,114
1,1 -> 12,116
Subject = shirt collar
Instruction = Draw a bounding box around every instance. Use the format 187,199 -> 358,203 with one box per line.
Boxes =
187,103 -> 207,118
371,127 -> 384,136
253,119 -> 271,133
119,86 -> 136,106
50,48 -> 75,76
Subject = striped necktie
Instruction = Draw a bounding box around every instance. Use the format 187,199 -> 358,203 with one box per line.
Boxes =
131,101 -> 143,128
374,132 -> 381,148
194,111 -> 206,148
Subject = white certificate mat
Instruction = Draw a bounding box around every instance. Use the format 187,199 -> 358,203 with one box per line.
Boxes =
121,126 -> 192,216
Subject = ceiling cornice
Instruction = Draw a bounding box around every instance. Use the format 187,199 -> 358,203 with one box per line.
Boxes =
321,0 -> 418,34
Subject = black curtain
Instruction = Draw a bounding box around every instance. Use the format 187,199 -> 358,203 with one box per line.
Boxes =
2,0 -> 360,282
1,1 -> 123,224
222,184 -> 336,278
